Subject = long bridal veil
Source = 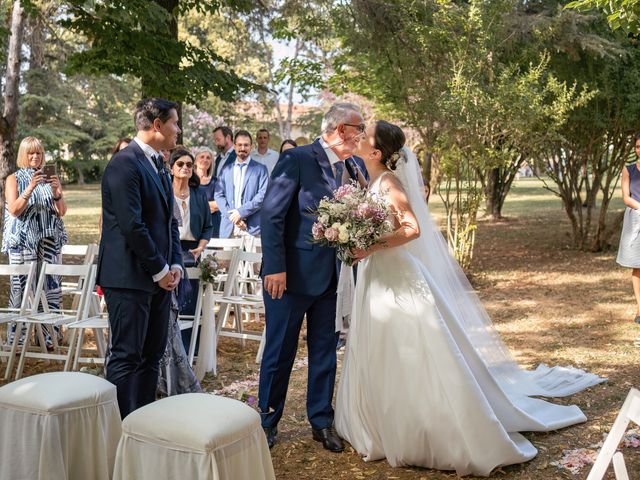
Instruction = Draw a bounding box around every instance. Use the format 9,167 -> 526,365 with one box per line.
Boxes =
394,147 -> 605,398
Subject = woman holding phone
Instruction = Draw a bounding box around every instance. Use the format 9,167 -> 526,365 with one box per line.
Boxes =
2,136 -> 67,349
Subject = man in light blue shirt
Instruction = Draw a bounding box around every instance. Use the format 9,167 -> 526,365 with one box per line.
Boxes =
214,130 -> 269,238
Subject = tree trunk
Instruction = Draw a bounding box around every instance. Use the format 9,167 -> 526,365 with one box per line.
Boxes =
483,167 -> 503,220
0,0 -> 26,211
141,0 -> 183,144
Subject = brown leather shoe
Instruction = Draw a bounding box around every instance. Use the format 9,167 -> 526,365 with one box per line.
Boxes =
312,426 -> 344,452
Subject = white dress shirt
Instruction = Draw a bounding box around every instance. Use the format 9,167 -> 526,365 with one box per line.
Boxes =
175,195 -> 195,241
319,137 -> 343,177
133,137 -> 162,174
132,137 -> 182,282
251,148 -> 279,176
231,158 -> 251,214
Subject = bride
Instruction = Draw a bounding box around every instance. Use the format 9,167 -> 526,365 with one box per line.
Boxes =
334,121 -> 604,476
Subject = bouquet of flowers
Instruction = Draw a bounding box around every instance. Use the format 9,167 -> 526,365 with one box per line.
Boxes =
199,253 -> 220,284
311,182 -> 393,266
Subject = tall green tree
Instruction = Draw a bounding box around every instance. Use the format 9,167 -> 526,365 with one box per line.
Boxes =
533,10 -> 640,250
61,0 -> 257,104
0,0 -> 27,204
332,0 -> 586,265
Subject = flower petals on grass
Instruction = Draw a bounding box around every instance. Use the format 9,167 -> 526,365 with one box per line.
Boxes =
551,429 -> 640,474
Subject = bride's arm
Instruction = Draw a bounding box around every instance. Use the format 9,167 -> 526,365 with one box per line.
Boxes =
353,175 -> 420,260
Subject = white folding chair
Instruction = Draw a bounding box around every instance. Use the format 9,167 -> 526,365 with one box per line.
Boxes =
65,289 -> 108,371
206,238 -> 243,251
0,262 -> 37,378
214,250 -> 266,363
587,387 -> 640,480
14,263 -> 95,379
178,267 -> 205,366
251,237 -> 262,253
61,244 -> 98,264
60,244 -> 98,310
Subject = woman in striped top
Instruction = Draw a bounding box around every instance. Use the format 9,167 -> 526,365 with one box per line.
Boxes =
2,137 -> 68,348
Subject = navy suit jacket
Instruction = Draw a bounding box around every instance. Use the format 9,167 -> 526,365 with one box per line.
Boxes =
185,186 -> 214,241
261,140 -> 367,296
97,141 -> 182,293
215,159 -> 269,238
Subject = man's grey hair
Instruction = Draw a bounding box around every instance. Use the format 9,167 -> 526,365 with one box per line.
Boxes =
321,103 -> 362,134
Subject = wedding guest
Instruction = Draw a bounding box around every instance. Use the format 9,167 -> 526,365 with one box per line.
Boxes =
280,139 -> 297,153
170,149 -> 213,268
156,148 -> 212,397
211,126 -> 236,237
252,128 -> 280,175
2,136 -> 68,349
194,147 -> 219,238
98,97 -> 183,418
213,126 -> 236,178
111,138 -> 131,155
617,133 -> 640,328
215,130 -> 269,238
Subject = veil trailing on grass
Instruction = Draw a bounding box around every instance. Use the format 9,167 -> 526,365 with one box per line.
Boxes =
394,147 -> 605,397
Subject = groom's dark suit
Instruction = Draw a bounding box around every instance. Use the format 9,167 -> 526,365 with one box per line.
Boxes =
97,140 -> 182,418
259,139 -> 365,430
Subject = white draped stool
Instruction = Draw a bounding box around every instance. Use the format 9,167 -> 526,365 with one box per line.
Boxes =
113,393 -> 275,480
0,371 -> 121,480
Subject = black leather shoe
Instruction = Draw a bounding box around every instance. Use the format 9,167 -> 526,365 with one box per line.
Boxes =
263,427 -> 277,449
312,426 -> 344,452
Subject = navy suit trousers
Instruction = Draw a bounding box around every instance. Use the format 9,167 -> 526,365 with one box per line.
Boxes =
104,286 -> 171,418
258,281 -> 338,430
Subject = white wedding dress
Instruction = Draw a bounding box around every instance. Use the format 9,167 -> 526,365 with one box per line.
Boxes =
335,150 -> 604,476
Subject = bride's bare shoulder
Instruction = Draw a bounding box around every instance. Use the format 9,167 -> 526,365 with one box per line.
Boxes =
378,171 -> 406,195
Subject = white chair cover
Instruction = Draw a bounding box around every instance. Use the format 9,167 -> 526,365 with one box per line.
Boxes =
113,393 -> 275,480
0,372 -> 121,480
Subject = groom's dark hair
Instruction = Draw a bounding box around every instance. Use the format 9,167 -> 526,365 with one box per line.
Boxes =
134,98 -> 179,131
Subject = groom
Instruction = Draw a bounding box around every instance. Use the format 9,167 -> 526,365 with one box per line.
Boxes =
98,98 -> 183,418
259,103 -> 366,451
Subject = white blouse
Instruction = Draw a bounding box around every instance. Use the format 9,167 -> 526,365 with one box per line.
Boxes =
175,195 -> 196,241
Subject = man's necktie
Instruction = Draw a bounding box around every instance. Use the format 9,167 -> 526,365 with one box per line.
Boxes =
334,161 -> 345,187
345,157 -> 367,188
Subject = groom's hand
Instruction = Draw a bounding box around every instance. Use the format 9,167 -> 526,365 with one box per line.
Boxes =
264,272 -> 286,300
158,271 -> 176,291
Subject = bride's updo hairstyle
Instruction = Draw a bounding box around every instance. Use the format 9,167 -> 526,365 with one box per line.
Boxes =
373,120 -> 406,170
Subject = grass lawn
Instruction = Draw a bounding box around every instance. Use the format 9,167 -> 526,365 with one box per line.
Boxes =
4,178 -> 638,479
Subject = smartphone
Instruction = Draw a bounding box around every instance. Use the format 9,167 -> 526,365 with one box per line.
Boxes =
42,165 -> 56,179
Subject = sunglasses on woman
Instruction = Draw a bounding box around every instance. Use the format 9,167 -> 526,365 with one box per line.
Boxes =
175,161 -> 193,169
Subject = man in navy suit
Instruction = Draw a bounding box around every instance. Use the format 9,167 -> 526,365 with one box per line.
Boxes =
215,130 -> 269,238
259,103 -> 367,451
97,98 -> 183,418
209,126 -> 236,238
